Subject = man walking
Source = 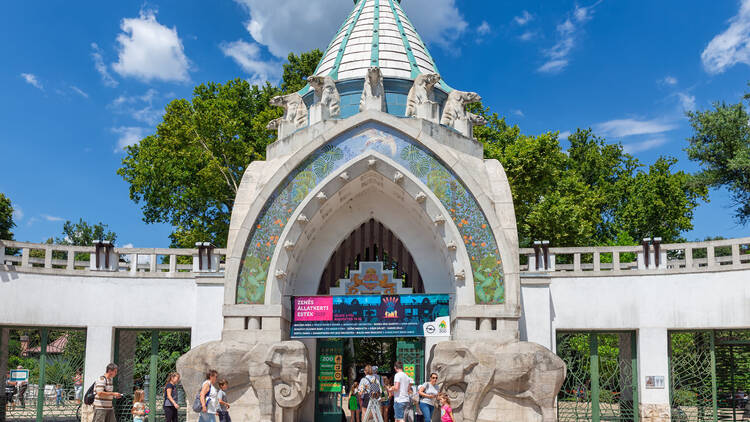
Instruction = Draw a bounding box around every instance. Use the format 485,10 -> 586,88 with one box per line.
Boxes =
389,361 -> 412,422
359,365 -> 384,422
93,363 -> 122,422
16,366 -> 27,408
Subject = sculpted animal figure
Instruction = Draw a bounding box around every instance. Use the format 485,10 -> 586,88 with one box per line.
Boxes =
308,75 -> 341,118
177,340 -> 310,422
248,341 -> 310,422
360,66 -> 386,112
431,341 -> 566,422
440,90 -> 481,127
267,93 -> 308,131
405,73 -> 441,117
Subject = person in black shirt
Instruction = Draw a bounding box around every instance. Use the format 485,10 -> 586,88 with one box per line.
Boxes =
163,372 -> 181,422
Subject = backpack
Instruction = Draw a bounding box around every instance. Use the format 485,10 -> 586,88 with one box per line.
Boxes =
83,382 -> 97,406
192,381 -> 212,413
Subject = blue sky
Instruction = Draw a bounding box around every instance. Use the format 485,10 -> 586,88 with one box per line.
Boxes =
2,0 -> 750,247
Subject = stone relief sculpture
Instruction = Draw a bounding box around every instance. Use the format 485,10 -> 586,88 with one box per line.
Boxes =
431,341 -> 566,422
248,341 -> 310,422
440,90 -> 483,139
267,93 -> 308,139
308,75 -> 341,124
405,73 -> 441,123
176,340 -> 310,422
360,66 -> 386,112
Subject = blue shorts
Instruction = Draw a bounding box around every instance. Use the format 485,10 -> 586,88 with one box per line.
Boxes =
394,401 -> 407,419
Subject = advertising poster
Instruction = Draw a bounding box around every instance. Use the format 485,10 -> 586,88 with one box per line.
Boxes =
291,294 -> 450,338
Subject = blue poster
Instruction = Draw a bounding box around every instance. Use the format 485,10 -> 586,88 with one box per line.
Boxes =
291,294 -> 451,338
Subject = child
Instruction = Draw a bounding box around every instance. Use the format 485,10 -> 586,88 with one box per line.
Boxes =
217,379 -> 232,422
55,384 -> 63,406
438,393 -> 454,422
131,389 -> 147,422
348,381 -> 360,422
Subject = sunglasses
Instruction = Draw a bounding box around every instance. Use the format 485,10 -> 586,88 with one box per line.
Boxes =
430,376 -> 438,379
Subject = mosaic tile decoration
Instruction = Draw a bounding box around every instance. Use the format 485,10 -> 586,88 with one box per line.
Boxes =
236,124 -> 504,305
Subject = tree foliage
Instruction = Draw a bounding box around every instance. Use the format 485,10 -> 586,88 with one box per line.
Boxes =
0,193 -> 15,240
118,50 -> 323,248
686,93 -> 750,224
473,105 -> 707,246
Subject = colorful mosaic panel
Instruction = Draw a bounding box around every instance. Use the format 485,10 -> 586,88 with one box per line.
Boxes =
236,124 -> 504,305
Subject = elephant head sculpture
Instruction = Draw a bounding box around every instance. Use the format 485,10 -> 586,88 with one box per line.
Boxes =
431,340 -> 566,422
248,341 -> 310,422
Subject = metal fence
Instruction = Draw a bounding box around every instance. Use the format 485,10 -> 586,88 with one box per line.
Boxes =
670,330 -> 750,422
557,331 -> 639,422
1,327 -> 87,422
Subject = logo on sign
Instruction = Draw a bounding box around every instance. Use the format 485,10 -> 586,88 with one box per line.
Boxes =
423,316 -> 450,337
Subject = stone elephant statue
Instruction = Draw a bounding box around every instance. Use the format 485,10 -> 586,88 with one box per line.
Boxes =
431,341 -> 566,422
248,341 -> 310,422
176,340 -> 310,422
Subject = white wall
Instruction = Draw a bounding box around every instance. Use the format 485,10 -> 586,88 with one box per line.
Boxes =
520,268 -> 750,411
0,270 -> 224,387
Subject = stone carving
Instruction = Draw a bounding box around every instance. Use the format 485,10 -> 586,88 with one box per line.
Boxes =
641,404 -> 671,422
360,66 -> 386,112
176,340 -> 310,422
431,341 -> 566,422
308,75 -> 340,124
441,90 -> 483,138
248,341 -> 310,422
267,93 -> 308,139
405,73 -> 441,122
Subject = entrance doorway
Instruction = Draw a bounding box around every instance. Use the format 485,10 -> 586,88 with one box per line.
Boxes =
314,338 -> 426,422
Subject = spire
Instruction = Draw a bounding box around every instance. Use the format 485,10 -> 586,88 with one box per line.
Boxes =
314,0 -> 442,82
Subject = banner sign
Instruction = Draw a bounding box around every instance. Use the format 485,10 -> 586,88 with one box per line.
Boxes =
318,353 -> 343,392
10,369 -> 28,382
291,294 -> 450,338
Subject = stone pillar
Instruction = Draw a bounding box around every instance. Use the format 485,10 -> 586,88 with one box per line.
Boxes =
519,280 -> 552,349
83,326 -> 114,390
637,328 -> 671,422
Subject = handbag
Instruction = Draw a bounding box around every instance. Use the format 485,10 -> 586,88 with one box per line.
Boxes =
192,381 -> 211,413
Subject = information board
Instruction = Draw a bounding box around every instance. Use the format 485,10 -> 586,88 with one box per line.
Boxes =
291,294 -> 450,338
318,353 -> 343,392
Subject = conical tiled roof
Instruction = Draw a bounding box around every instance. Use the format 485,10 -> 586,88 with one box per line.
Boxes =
314,0 -> 442,82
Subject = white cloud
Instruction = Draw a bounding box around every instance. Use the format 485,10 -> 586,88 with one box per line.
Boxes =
112,10 -> 190,83
538,3 -> 598,74
559,130 -> 572,140
110,89 -> 165,126
622,138 -> 669,154
594,118 -> 678,138
519,31 -> 537,42
20,73 -> 43,90
702,0 -> 750,74
91,43 -> 118,87
477,21 -> 491,36
677,92 -> 696,111
661,76 -> 678,86
12,207 -> 23,222
112,126 -> 149,151
514,10 -> 534,26
234,0 -> 467,59
511,109 -> 525,117
42,214 -> 64,222
71,86 -> 89,98
220,40 -> 281,85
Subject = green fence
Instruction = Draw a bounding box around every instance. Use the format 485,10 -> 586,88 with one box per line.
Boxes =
557,331 -> 639,422
1,327 -> 87,422
112,329 -> 190,422
669,330 -> 750,422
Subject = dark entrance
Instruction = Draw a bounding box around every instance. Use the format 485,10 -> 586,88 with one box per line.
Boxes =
314,338 -> 426,422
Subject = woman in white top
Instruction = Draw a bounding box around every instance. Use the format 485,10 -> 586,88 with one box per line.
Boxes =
418,373 -> 439,422
199,369 -> 219,422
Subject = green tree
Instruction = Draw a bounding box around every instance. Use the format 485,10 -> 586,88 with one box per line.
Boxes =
474,105 -> 707,246
56,219 -> 117,245
0,193 -> 15,240
118,50 -> 323,248
686,93 -> 750,224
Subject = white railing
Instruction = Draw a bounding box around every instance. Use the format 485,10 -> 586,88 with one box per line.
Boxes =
0,240 -> 226,278
520,236 -> 750,276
